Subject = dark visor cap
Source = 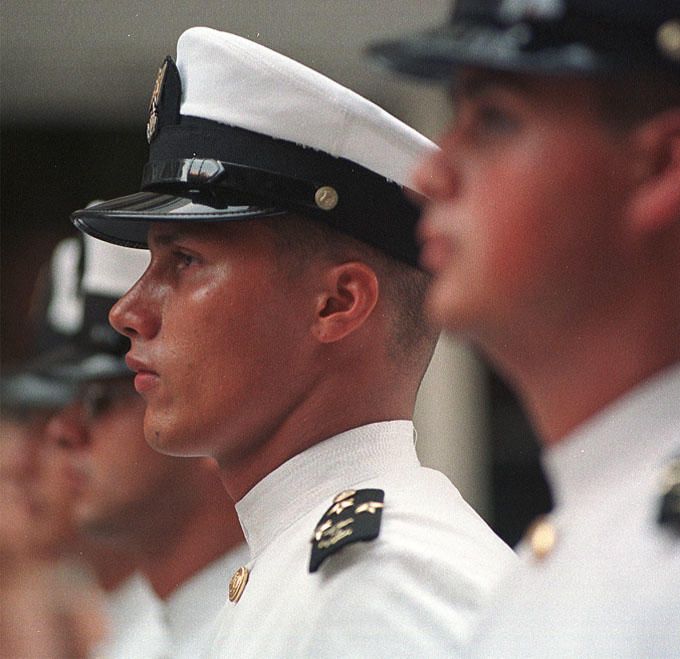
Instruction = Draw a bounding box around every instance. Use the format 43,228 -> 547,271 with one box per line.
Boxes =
368,0 -> 680,79
72,117 -> 423,268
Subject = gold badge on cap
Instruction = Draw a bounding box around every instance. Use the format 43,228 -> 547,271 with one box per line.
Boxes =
657,20 -> 680,62
228,565 -> 249,604
146,60 -> 168,144
526,515 -> 557,560
314,185 -> 339,211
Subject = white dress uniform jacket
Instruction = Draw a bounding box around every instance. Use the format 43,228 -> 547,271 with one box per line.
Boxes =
471,364 -> 680,657
165,545 -> 249,658
209,421 -> 516,658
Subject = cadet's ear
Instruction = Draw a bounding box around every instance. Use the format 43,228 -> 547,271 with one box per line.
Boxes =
312,262 -> 379,343
627,109 -> 680,234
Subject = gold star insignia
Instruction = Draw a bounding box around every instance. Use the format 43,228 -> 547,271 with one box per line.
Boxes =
355,501 -> 384,515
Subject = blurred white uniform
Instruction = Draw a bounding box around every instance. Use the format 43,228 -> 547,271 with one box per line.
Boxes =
471,365 -> 680,658
209,421 -> 516,658
97,573 -> 167,659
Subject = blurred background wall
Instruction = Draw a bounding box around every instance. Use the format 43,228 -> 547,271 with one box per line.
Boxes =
1,0 -> 550,546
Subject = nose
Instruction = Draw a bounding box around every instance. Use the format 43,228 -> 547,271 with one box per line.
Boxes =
109,277 -> 159,341
411,141 -> 460,202
45,404 -> 89,451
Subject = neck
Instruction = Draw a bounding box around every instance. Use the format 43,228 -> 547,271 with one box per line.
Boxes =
217,361 -> 418,502
484,299 -> 680,445
136,484 -> 243,600
76,540 -> 137,591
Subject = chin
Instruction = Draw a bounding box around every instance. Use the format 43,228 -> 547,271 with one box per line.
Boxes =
143,416 -> 209,458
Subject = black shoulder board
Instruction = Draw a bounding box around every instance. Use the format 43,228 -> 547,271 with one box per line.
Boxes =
309,488 -> 385,573
658,457 -> 680,535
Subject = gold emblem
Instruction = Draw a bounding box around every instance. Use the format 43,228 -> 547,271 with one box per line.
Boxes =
146,60 -> 168,144
317,518 -> 355,549
333,490 -> 356,504
526,515 -> 557,560
328,498 -> 354,516
355,501 -> 384,515
312,519 -> 334,542
314,185 -> 339,211
228,565 -> 249,603
657,20 -> 680,62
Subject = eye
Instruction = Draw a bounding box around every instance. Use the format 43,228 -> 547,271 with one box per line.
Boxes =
476,104 -> 519,134
173,250 -> 198,268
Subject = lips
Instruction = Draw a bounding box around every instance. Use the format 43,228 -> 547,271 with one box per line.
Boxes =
417,216 -> 457,274
125,354 -> 160,394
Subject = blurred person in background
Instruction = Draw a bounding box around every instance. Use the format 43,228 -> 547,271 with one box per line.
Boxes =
3,232 -> 247,657
42,232 -> 248,657
1,376 -> 113,658
371,0 -> 680,655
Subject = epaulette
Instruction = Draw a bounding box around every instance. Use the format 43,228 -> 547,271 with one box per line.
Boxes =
658,456 -> 680,535
309,488 -> 384,573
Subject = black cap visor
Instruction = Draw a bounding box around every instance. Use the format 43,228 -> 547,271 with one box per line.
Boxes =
369,22 -> 630,80
72,191 -> 285,249
23,343 -> 132,384
1,372 -> 76,412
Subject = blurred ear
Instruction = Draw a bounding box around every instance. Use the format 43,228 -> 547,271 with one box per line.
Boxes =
627,109 -> 680,234
312,262 -> 379,343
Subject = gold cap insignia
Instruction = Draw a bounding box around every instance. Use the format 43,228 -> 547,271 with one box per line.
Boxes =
228,565 -> 249,603
657,20 -> 680,62
146,61 -> 168,144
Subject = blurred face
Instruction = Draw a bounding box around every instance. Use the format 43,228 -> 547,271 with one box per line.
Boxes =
108,221 -> 316,463
414,70 -> 636,343
0,410 -> 77,556
47,378 -> 190,541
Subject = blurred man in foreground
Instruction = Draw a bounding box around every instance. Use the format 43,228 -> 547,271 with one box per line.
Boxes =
371,0 -> 680,655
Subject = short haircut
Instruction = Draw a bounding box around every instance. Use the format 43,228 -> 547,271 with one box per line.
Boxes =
266,214 -> 439,374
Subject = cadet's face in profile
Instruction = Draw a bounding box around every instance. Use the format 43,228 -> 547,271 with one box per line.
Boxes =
2,411 -> 78,555
109,220 -> 315,462
414,70 -> 634,340
48,378 -> 188,539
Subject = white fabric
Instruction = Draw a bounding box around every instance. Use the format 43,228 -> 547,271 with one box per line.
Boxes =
82,234 -> 149,297
47,237 -> 83,334
176,27 -> 437,187
163,544 -> 249,659
471,364 -> 680,657
95,573 -> 169,659
209,421 -> 516,658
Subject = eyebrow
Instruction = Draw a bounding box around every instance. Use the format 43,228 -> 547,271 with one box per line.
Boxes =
449,71 -> 530,103
148,227 -> 190,248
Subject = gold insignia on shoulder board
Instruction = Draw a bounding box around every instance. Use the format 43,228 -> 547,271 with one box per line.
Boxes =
328,498 -> 354,516
333,490 -> 356,504
228,565 -> 249,604
355,501 -> 384,515
146,60 -> 168,144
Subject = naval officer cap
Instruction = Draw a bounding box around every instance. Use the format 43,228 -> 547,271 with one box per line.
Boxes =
369,0 -> 680,80
71,27 -> 437,267
18,233 -> 149,384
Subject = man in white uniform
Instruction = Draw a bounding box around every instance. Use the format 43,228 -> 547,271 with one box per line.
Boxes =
71,27 -> 516,657
26,234 -> 248,657
371,0 -> 680,655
